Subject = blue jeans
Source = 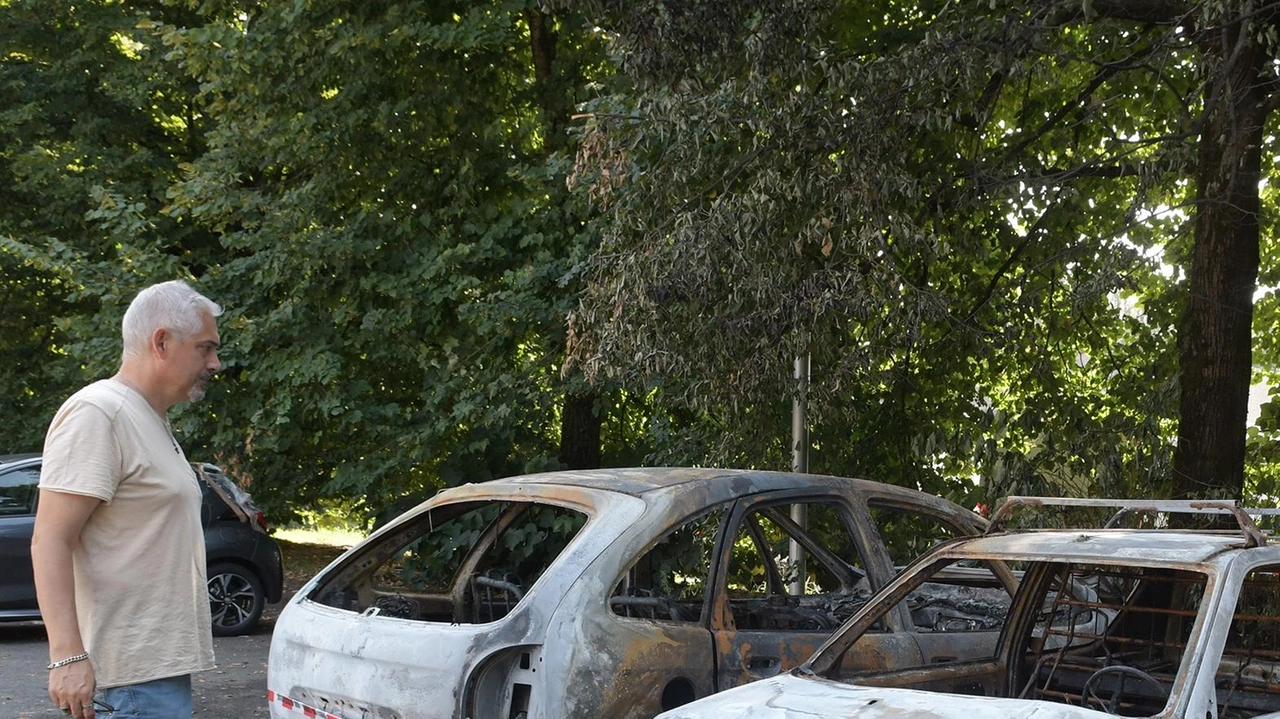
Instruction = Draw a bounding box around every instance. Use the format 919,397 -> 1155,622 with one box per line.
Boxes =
96,675 -> 192,719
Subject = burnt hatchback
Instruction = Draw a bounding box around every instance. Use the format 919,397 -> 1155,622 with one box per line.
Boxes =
267,467 -> 991,719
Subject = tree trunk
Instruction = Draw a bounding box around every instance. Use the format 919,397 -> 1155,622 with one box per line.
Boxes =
526,8 -> 604,470
526,9 -> 566,149
559,392 -> 602,469
1173,18 -> 1268,499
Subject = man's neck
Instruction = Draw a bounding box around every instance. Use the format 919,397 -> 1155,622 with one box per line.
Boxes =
113,367 -> 170,416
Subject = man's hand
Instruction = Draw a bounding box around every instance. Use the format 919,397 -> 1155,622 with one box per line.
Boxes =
49,659 -> 96,718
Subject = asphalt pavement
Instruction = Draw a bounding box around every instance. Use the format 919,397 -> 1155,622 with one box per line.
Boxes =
1,613 -> 277,718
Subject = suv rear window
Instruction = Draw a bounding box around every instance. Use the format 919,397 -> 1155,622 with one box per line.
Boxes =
311,500 -> 587,624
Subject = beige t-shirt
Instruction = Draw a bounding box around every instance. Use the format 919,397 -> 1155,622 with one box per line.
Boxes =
39,378 -> 215,688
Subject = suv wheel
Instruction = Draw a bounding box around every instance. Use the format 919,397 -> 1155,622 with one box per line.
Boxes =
208,561 -> 266,636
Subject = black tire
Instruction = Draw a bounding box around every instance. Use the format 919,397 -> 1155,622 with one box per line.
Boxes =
207,561 -> 266,637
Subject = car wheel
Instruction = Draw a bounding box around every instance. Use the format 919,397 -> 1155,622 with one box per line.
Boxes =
208,561 -> 266,637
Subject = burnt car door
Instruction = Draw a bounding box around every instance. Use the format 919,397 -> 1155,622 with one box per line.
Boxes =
709,492 -> 993,690
594,505 -> 728,718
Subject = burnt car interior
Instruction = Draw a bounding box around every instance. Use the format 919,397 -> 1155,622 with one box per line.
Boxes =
826,557 -> 1280,718
609,497 -> 995,634
1015,563 -> 1197,717
725,504 -> 867,631
610,507 -> 722,623
1018,563 -> 1280,718
310,500 -> 588,624
609,500 -> 877,630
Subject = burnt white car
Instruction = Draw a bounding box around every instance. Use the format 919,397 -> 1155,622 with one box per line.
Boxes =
267,467 -> 993,719
656,497 -> 1280,719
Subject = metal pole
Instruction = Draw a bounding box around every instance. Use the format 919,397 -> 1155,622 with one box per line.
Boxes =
789,354 -> 809,596
791,355 -> 810,474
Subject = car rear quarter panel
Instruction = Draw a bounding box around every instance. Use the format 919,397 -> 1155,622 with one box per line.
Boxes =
556,600 -> 718,719
547,489 -> 724,719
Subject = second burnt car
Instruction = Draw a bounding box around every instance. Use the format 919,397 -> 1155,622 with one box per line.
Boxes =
267,467 -> 997,719
656,497 -> 1280,719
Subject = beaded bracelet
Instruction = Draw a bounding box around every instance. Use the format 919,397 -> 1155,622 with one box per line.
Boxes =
47,652 -> 90,670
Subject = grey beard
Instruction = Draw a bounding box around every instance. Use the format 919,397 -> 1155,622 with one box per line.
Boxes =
188,374 -> 211,402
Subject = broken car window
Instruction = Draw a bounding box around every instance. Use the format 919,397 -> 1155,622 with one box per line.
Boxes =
1016,564 -> 1202,717
724,500 -> 867,631
610,506 -> 726,623
311,500 -> 587,624
1216,565 -> 1280,718
823,555 -> 1013,680
867,500 -> 960,568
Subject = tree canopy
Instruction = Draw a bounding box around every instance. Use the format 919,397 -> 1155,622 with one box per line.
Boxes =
2,0 -> 1278,520
567,0 -> 1280,502
2,0 -> 218,449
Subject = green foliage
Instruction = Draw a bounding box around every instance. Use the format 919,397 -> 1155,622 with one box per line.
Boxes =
1246,401 -> 1280,504
0,0 -> 222,450
150,0 -> 620,517
564,0 -> 1267,503
0,0 -> 638,520
725,503 -> 860,595
391,502 -> 585,593
0,255 -> 91,451
290,497 -> 369,533
643,507 -> 723,602
2,0 -> 1276,526
394,503 -> 500,591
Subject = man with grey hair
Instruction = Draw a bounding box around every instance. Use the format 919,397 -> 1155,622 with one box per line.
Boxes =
32,280 -> 223,719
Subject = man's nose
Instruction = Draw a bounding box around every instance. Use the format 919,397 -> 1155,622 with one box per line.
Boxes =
209,352 -> 222,372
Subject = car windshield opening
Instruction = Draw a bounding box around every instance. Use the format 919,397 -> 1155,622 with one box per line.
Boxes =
815,557 -> 1214,718
309,500 -> 588,624
1013,563 -> 1203,717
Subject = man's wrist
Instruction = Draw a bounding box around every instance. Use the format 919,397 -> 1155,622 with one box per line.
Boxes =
47,652 -> 89,670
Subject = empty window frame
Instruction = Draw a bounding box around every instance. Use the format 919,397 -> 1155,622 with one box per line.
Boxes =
312,500 -> 587,624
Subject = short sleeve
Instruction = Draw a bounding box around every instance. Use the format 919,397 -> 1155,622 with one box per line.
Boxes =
39,399 -> 121,502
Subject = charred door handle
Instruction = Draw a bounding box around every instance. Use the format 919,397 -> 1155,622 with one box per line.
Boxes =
747,656 -> 780,672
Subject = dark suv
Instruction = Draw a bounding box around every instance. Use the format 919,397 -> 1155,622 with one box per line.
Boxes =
0,454 -> 284,636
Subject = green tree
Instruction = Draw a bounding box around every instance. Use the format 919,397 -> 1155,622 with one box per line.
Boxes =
0,0 -> 221,450
153,0 -> 618,516
567,0 -> 1278,502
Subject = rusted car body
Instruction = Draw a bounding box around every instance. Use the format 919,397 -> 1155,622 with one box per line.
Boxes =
657,497 -> 1280,719
266,467 -> 993,719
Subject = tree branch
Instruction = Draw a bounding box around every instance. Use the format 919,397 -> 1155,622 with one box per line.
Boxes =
1056,0 -> 1191,24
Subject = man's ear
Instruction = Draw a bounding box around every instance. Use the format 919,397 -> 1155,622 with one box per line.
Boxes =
151,328 -> 171,357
